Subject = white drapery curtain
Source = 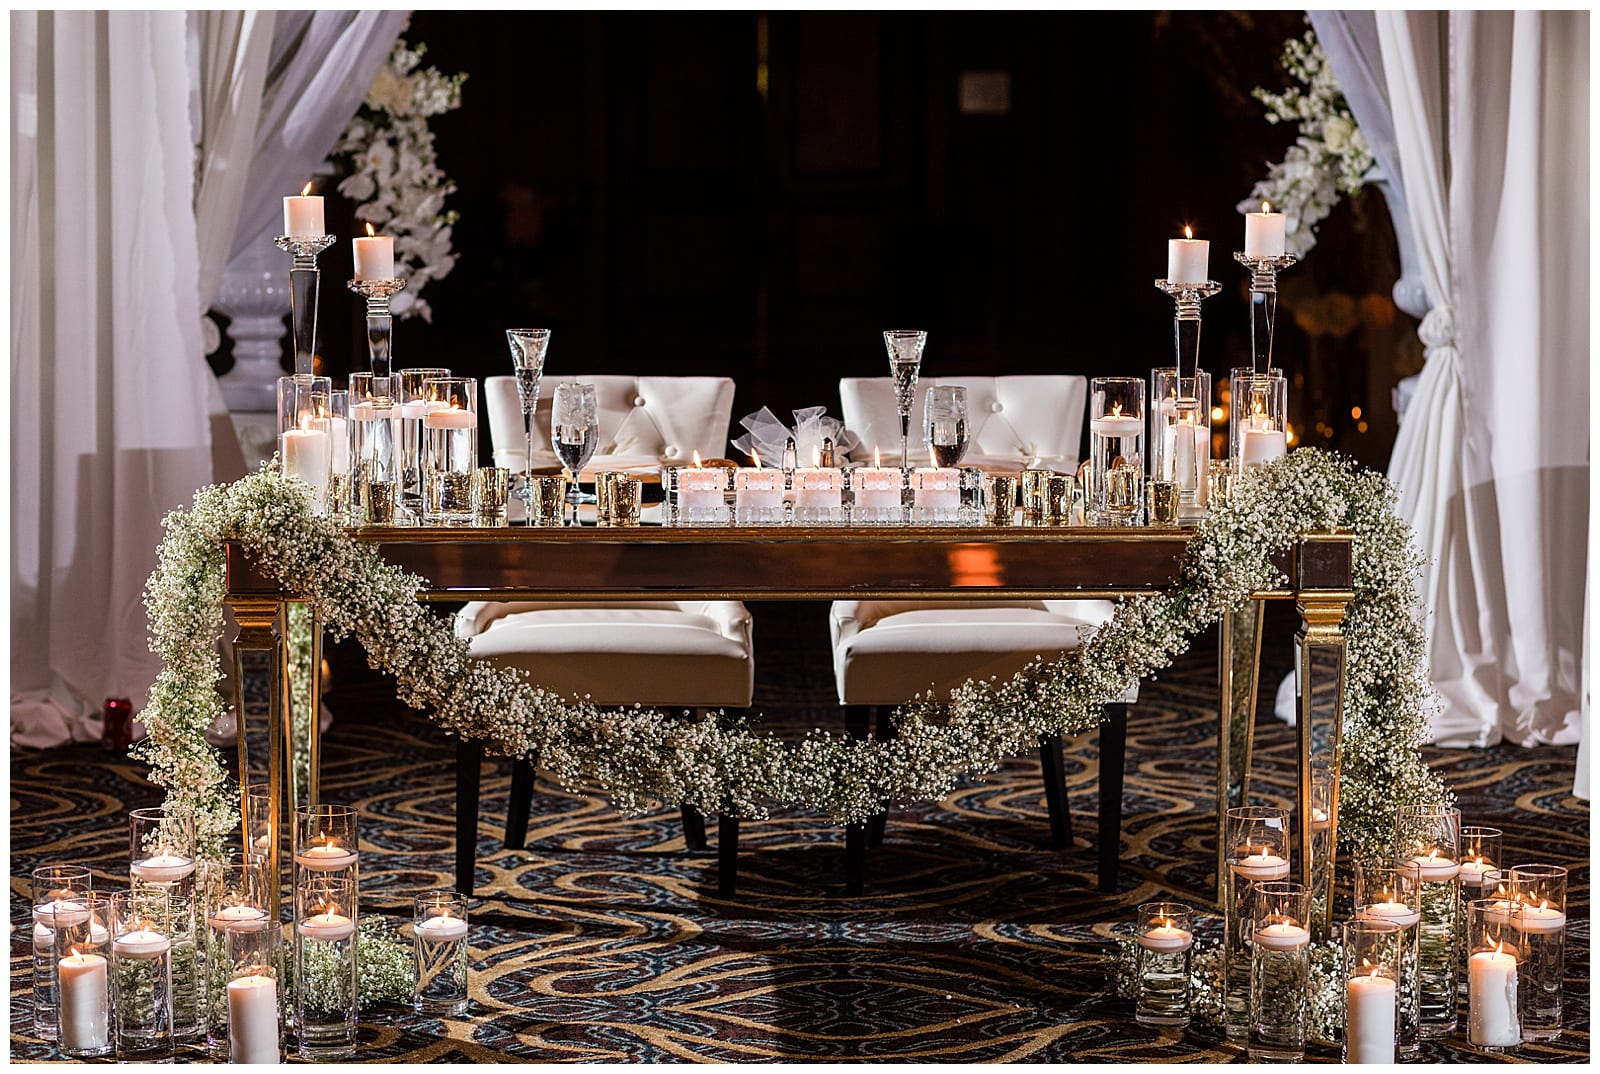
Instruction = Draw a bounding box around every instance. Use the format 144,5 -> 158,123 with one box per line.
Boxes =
1377,11 -> 1589,756
11,11 -> 217,745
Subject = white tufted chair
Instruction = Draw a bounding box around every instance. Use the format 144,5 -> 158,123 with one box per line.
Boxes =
838,375 -> 1086,471
454,375 -> 750,898
832,375 -> 1132,894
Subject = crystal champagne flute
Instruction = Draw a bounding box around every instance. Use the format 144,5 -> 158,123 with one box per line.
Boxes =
883,330 -> 928,471
924,384 -> 970,467
550,382 -> 598,526
505,329 -> 551,509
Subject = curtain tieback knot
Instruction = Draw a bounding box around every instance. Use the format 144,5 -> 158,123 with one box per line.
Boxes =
1419,304 -> 1458,353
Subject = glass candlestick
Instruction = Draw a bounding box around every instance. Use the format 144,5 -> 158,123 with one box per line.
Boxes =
1152,277 -> 1222,386
1233,251 -> 1299,376
883,330 -> 927,472
506,328 -> 551,513
1150,368 -> 1211,523
274,235 -> 336,377
347,277 -> 408,382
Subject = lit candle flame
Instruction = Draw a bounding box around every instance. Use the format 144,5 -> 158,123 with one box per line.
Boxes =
1111,402 -> 1123,418
873,445 -> 881,468
1261,200 -> 1271,214
301,181 -> 314,197
811,446 -> 821,467
364,221 -> 376,238
1183,225 -> 1193,240
1161,918 -> 1172,930
69,946 -> 83,958
1361,957 -> 1372,971
692,449 -> 703,468
750,449 -> 761,469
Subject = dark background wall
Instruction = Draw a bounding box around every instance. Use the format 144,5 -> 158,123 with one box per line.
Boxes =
220,12 -> 1417,470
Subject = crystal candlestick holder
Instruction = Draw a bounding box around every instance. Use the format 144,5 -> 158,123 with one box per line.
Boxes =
55,892 -> 112,1058
1150,368 -> 1211,523
1230,368 -> 1289,470
1356,863 -> 1421,1054
1397,803 -> 1461,1038
1233,251 -> 1298,376
295,873 -> 358,1058
910,467 -> 962,524
1249,880 -> 1312,1061
413,891 -> 470,1016
110,888 -> 175,1062
32,863 -> 93,1042
883,329 -> 927,472
506,328 -> 551,512
734,466 -> 787,524
1088,377 -> 1146,526
274,234 -> 336,377
1343,919 -> 1402,1064
1509,863 -> 1566,1041
846,460 -> 904,524
1223,806 -> 1291,1043
1153,277 -> 1222,386
347,277 -> 408,383
1134,901 -> 1194,1028
1466,897 -> 1523,1052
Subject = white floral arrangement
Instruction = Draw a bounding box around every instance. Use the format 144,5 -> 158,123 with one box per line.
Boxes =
332,33 -> 466,322
1239,23 -> 1374,257
136,447 -> 1447,892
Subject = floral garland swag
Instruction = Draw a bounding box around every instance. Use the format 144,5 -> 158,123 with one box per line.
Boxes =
139,449 -> 1448,999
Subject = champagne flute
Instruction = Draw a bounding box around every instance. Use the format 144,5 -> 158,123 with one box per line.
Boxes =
550,382 -> 598,526
883,330 -> 928,471
924,384 -> 970,467
506,329 -> 551,510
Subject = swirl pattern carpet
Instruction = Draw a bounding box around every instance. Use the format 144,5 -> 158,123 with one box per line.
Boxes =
9,602 -> 1588,1062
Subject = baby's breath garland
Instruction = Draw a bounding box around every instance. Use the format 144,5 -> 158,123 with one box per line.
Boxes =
136,449 -> 1446,872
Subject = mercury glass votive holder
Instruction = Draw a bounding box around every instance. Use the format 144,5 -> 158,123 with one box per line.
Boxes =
413,891 -> 471,1016
1230,368 -> 1288,470
1134,901 -> 1193,1028
1249,880 -> 1312,1061
1087,377 -> 1145,525
32,863 -> 93,1042
1508,863 -> 1566,1041
1354,863 -> 1421,1053
1342,919 -> 1402,1064
1467,897 -> 1524,1052
129,806 -> 197,897
1397,803 -> 1461,1038
985,475 -> 1019,525
1146,480 -> 1179,525
1207,459 -> 1235,504
529,475 -> 569,526
473,467 -> 510,527
54,892 -> 112,1058
295,873 -> 358,1058
1223,806 -> 1290,1043
109,888 -> 175,1062
1019,467 -> 1053,522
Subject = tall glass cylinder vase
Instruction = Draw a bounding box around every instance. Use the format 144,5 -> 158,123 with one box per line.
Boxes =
422,376 -> 479,525
1134,902 -> 1193,1028
294,803 -> 360,878
32,863 -> 92,1041
162,893 -> 203,1044
350,373 -> 399,525
1354,863 -> 1421,1053
277,375 -> 334,515
1457,826 -> 1503,996
218,916 -> 281,1064
55,892 -> 112,1058
1342,919 -> 1401,1064
1223,806 -> 1290,1043
1150,368 -> 1211,522
1509,863 -> 1566,1041
397,367 -> 451,521
129,806 -> 197,898
325,390 -> 354,523
1229,368 -> 1288,470
295,874 -> 358,1058
1249,881 -> 1311,1061
1087,377 -> 1145,526
1466,898 -> 1523,1052
109,888 -> 174,1062
414,891 -> 470,1016
1396,803 -> 1461,1038
201,858 -> 270,1056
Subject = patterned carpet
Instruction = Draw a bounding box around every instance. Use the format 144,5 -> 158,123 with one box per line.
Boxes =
10,602 -> 1589,1062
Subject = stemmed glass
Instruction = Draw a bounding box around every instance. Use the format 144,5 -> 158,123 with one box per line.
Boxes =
550,382 -> 598,526
883,330 -> 927,471
924,385 -> 969,467
505,329 -> 551,510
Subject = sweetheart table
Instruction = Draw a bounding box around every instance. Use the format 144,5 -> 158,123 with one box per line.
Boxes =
223,525 -> 1352,932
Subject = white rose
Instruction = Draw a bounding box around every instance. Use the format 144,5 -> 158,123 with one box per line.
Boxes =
1322,116 -> 1354,153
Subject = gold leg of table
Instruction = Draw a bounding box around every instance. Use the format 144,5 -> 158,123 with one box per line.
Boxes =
231,597 -> 287,919
1216,599 -> 1265,905
1296,589 -> 1350,942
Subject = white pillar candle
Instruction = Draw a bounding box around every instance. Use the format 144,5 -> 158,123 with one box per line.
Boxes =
423,405 -> 475,430
325,416 -> 350,473
1136,924 -> 1194,953
1359,901 -> 1421,930
227,973 -> 281,1064
293,843 -> 357,872
283,189 -> 325,238
352,231 -> 395,280
791,468 -> 843,511
1253,921 -> 1311,951
280,427 -> 331,494
1229,851 -> 1290,881
1244,204 -> 1287,258
851,466 -> 903,510
1468,948 -> 1521,1047
1240,428 -> 1287,466
297,912 -> 356,942
1517,904 -> 1567,934
733,468 -> 784,511
58,951 -> 109,1052
1167,229 -> 1209,284
414,913 -> 469,942
911,467 -> 961,513
1404,853 -> 1460,882
112,930 -> 171,959
1344,973 -> 1397,1063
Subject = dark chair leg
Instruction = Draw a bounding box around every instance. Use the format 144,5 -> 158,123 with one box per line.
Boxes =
681,805 -> 708,852
867,706 -> 892,847
455,738 -> 483,898
1097,703 -> 1129,893
1039,733 -> 1073,849
843,705 -> 877,892
717,813 -> 739,898
504,759 -> 536,850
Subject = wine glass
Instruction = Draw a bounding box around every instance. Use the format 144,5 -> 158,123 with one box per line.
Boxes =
882,330 -> 928,471
924,385 -> 970,467
506,329 -> 551,509
550,382 -> 598,526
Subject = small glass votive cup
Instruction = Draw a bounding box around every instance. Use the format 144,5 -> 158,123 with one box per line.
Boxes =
1134,901 -> 1193,1028
473,467 -> 510,527
1146,480 -> 1179,525
986,475 -> 1019,525
109,888 -> 175,1062
413,891 -> 470,1016
32,863 -> 93,1042
1019,467 -> 1053,522
53,892 -> 112,1058
1354,863 -> 1421,1053
1509,863 -> 1566,1041
1466,897 -> 1524,1052
596,472 -> 642,526
1343,919 -> 1402,1064
295,873 -> 358,1058
529,475 -> 569,526
1207,459 -> 1235,504
129,806 -> 197,895
1249,880 -> 1312,1061
844,465 -> 902,525
1223,806 -> 1290,1044
1045,474 -> 1073,523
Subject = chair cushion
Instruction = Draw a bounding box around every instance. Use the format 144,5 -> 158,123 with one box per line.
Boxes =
830,599 -> 1115,705
459,601 -> 754,708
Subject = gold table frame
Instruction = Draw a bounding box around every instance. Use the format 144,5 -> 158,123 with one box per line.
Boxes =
224,525 -> 1351,935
